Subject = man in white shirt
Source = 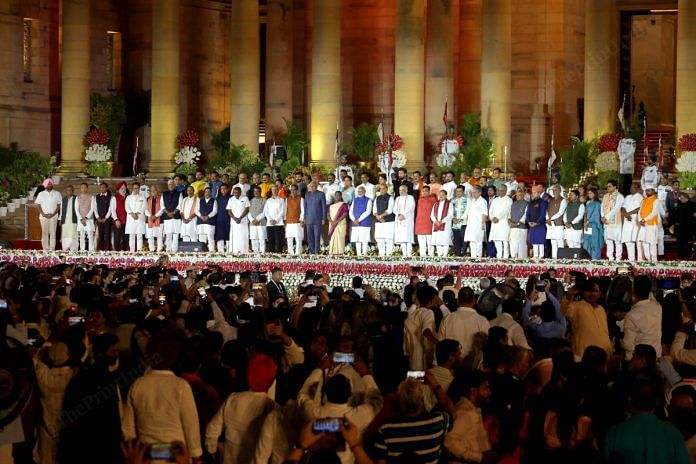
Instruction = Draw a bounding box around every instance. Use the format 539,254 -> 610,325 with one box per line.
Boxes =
233,172 -> 251,198
438,288 -> 489,357
263,186 -> 286,253
546,184 -> 567,259
227,186 -> 250,254
622,275 -> 662,360
488,184 -> 513,258
441,171 -> 457,200
75,182 -> 96,251
491,299 -> 531,350
35,178 -> 62,250
621,182 -> 644,261
359,173 -> 376,200
323,173 -> 341,205
601,180 -> 625,261
125,182 -> 147,251
563,189 -> 585,248
463,186 -> 488,258
641,155 -> 659,192
393,184 -> 416,257
404,286 -> 441,370
59,185 -> 79,251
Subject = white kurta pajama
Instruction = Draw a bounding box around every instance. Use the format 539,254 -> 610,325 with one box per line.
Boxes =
196,199 -> 218,252
145,197 -> 165,252
563,202 -> 585,248
464,196 -> 488,258
546,199 -> 567,258
75,194 -> 96,251
621,192 -> 643,260
373,195 -> 395,256
60,197 -> 79,251
637,197 -> 664,262
180,196 -> 199,241
125,193 -> 147,251
601,192 -> 625,260
349,196 -> 373,256
430,200 -> 452,257
488,196 -> 513,258
393,195 -> 416,256
227,196 -> 251,254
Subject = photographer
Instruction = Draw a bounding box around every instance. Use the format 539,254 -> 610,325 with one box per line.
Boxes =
561,280 -> 613,358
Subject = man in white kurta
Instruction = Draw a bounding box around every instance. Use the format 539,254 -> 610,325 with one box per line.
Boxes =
35,178 -> 62,251
349,186 -> 373,256
546,185 -> 567,258
180,186 -> 199,242
358,173 -> 376,200
563,190 -> 585,248
441,171 -> 457,200
60,185 -> 79,251
393,185 -> 416,257
464,186 -> 488,258
145,185 -> 164,252
161,180 -> 183,252
509,190 -> 528,258
75,183 -> 96,251
656,176 -> 671,256
373,184 -> 395,257
621,183 -> 643,261
430,190 -> 453,257
125,182 -> 147,251
227,186 -> 250,254
196,187 -> 218,252
488,184 -> 513,259
601,180 -> 625,260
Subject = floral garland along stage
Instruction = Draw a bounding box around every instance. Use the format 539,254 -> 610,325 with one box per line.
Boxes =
1,251 -> 694,292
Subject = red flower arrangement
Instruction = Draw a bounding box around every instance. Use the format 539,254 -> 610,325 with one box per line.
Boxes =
678,133 -> 696,152
85,128 -> 110,146
377,134 -> 404,153
177,130 -> 200,149
597,134 -> 621,152
437,134 -> 464,151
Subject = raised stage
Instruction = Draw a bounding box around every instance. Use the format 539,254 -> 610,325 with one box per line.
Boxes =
1,250 -> 693,292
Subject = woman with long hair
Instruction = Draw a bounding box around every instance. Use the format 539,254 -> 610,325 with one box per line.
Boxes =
582,188 -> 604,259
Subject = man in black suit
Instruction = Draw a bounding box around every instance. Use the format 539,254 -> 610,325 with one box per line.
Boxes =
393,167 -> 413,197
266,267 -> 288,307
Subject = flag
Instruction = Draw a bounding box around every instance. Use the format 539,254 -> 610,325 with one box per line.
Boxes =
377,122 -> 384,144
658,134 -> 663,170
643,116 -> 648,165
270,141 -> 276,167
132,136 -> 139,176
548,134 -> 557,168
617,93 -> 626,132
334,120 -> 340,161
443,98 -> 448,129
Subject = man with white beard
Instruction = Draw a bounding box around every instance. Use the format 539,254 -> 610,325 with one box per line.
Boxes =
161,179 -> 183,252
373,184 -> 395,256
125,182 -> 147,251
393,184 -> 415,256
508,189 -> 528,258
621,183 -> 643,260
546,184 -> 567,258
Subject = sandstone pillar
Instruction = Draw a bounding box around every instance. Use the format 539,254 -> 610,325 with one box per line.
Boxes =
583,0 -> 617,140
481,0 -> 511,168
425,0 -> 454,156
677,0 -> 696,136
150,0 -> 180,176
230,0 -> 260,152
310,0 -> 341,165
394,0 -> 425,170
266,0 -> 293,143
60,0 -> 90,174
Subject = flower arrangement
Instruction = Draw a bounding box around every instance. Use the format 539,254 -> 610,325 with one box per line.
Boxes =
377,134 -> 404,154
597,134 -> 621,153
595,151 -> 619,172
678,133 -> 696,152
175,130 -> 201,175
437,134 -> 464,151
83,128 -> 113,177
676,151 -> 696,189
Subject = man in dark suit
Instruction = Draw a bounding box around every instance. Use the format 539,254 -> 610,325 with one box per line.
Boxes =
393,167 -> 414,197
266,267 -> 288,307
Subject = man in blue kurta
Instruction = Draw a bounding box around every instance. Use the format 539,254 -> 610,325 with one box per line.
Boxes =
349,186 -> 373,256
525,184 -> 548,259
214,183 -> 231,253
303,182 -> 327,254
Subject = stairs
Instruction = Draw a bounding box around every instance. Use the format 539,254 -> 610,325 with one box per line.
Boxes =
635,130 -> 674,175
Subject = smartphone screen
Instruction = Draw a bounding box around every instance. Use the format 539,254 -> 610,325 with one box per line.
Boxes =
0,299 -> 7,309
171,275 -> 179,281
333,352 -> 355,364
407,370 -> 426,382
68,316 -> 84,326
313,418 -> 341,433
197,287 -> 207,298
147,443 -> 174,461
159,295 -> 166,306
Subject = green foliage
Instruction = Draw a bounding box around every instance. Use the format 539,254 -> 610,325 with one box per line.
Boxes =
596,171 -> 619,189
679,171 -> 696,189
282,119 -> 309,162
214,144 -> 268,183
175,163 -> 198,176
84,162 -> 113,178
451,113 -> 494,177
210,126 -> 231,160
559,137 -> 595,187
0,143 -> 53,197
622,112 -> 644,141
346,123 -> 379,162
90,93 -> 126,152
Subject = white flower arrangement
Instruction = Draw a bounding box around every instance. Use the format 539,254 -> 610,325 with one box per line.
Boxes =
175,146 -> 201,165
391,149 -> 406,168
677,151 -> 696,173
435,152 -> 456,168
595,151 -> 619,172
84,144 -> 112,162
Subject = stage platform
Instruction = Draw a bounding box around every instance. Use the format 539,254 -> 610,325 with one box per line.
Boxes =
0,250 -> 693,291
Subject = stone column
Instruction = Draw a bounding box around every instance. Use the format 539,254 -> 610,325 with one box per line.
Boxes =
266,0 -> 293,142
60,0 -> 90,174
677,0 -> 696,136
150,0 -> 179,176
310,0 -> 341,164
480,0 -> 510,168
394,0 -> 425,170
230,0 -> 260,153
425,0 -> 454,155
583,0 -> 617,140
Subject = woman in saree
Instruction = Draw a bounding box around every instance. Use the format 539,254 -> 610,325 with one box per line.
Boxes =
583,188 -> 604,259
328,191 -> 349,254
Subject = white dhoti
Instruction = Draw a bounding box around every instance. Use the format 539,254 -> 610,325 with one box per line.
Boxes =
61,221 -> 78,251
351,226 -> 371,256
509,228 -> 528,258
229,222 -> 249,253
621,216 -> 639,261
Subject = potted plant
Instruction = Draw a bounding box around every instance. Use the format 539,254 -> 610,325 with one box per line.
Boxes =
346,123 -> 379,167
0,191 -> 9,217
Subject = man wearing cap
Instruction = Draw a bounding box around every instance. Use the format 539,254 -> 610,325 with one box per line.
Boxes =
162,179 -> 184,252
637,187 -> 664,262
526,184 -> 548,259
94,182 -> 116,251
205,354 -> 277,463
35,178 -> 62,250
125,182 -> 147,252
59,185 -> 79,251
641,154 -> 659,193
75,182 -> 97,251
112,182 -> 129,251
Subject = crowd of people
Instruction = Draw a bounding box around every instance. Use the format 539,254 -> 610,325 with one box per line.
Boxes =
1,259 -> 696,464
33,157 -> 696,260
